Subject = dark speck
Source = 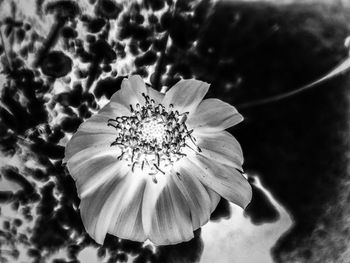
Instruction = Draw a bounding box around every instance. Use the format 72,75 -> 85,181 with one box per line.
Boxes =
16,28 -> 26,43
85,17 -> 106,33
61,117 -> 83,133
95,0 -> 123,19
40,51 -> 73,78
144,0 -> 165,11
94,76 -> 124,99
135,50 -> 157,67
61,26 -> 77,38
0,191 -> 14,203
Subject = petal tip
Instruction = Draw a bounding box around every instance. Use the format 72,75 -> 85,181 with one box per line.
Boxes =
241,182 -> 253,210
128,74 -> 144,82
237,113 -> 244,124
121,77 -> 131,88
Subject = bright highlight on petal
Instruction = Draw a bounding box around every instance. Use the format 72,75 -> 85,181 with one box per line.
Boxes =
64,75 -> 252,245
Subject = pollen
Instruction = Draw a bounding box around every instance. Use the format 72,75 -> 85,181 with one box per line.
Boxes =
139,117 -> 166,144
107,93 -> 200,183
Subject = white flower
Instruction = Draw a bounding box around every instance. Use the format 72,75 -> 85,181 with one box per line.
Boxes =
64,75 -> 252,245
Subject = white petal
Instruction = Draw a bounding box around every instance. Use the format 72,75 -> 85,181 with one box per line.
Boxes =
108,75 -> 165,109
98,101 -> 130,118
128,75 -> 149,103
206,186 -> 221,213
64,101 -> 130,163
187,98 -> 243,133
79,162 -> 130,244
108,173 -> 147,242
66,144 -> 120,176
171,168 -> 218,229
181,156 -> 252,209
147,85 -> 165,104
67,154 -> 123,198
64,133 -> 116,162
141,172 -> 167,239
142,174 -> 193,245
194,131 -> 243,170
78,100 -> 131,135
77,114 -> 116,135
110,75 -> 147,108
162,79 -> 209,115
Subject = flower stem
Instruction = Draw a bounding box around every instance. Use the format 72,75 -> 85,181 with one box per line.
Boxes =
237,56 -> 350,109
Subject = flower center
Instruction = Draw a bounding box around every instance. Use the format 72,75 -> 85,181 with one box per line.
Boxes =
139,117 -> 166,144
107,93 -> 200,183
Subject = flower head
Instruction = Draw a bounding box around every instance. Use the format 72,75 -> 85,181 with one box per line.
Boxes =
64,75 -> 252,245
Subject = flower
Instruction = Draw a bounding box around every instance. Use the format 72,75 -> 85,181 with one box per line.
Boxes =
64,75 -> 252,245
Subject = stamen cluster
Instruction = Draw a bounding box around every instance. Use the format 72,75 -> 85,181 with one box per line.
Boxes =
107,93 -> 199,183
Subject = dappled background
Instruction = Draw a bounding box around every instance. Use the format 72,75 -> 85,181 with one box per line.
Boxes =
1,0 -> 350,262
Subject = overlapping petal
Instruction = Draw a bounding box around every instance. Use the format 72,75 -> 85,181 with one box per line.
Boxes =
147,85 -> 165,104
110,75 -> 147,107
206,185 -> 221,213
64,101 -> 129,162
64,133 -> 116,162
67,153 -> 121,198
76,115 -> 114,134
194,130 -> 244,170
187,98 -> 243,133
162,79 -> 210,114
179,155 -> 252,209
142,174 -> 194,245
107,172 -> 147,243
110,75 -> 165,107
171,168 -> 220,229
79,163 -> 137,244
98,101 -> 130,118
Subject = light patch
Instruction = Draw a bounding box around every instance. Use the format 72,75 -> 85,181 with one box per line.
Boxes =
139,117 -> 167,144
200,175 -> 294,263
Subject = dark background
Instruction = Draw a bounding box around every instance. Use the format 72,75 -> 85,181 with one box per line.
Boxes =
0,0 -> 350,262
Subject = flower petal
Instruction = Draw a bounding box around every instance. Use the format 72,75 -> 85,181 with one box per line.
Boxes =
193,130 -> 243,170
108,173 -> 147,242
66,144 -> 119,175
110,75 -> 147,108
142,174 -> 193,245
206,185 -> 221,213
79,162 -> 132,244
64,101 -> 128,162
128,75 -> 149,102
162,79 -> 209,114
77,114 -> 115,134
80,100 -> 131,134
147,85 -> 165,104
187,98 -> 243,133
98,101 -> 130,118
64,133 -> 116,162
67,154 -> 122,198
181,156 -> 252,209
171,168 -> 220,229
129,76 -> 166,104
